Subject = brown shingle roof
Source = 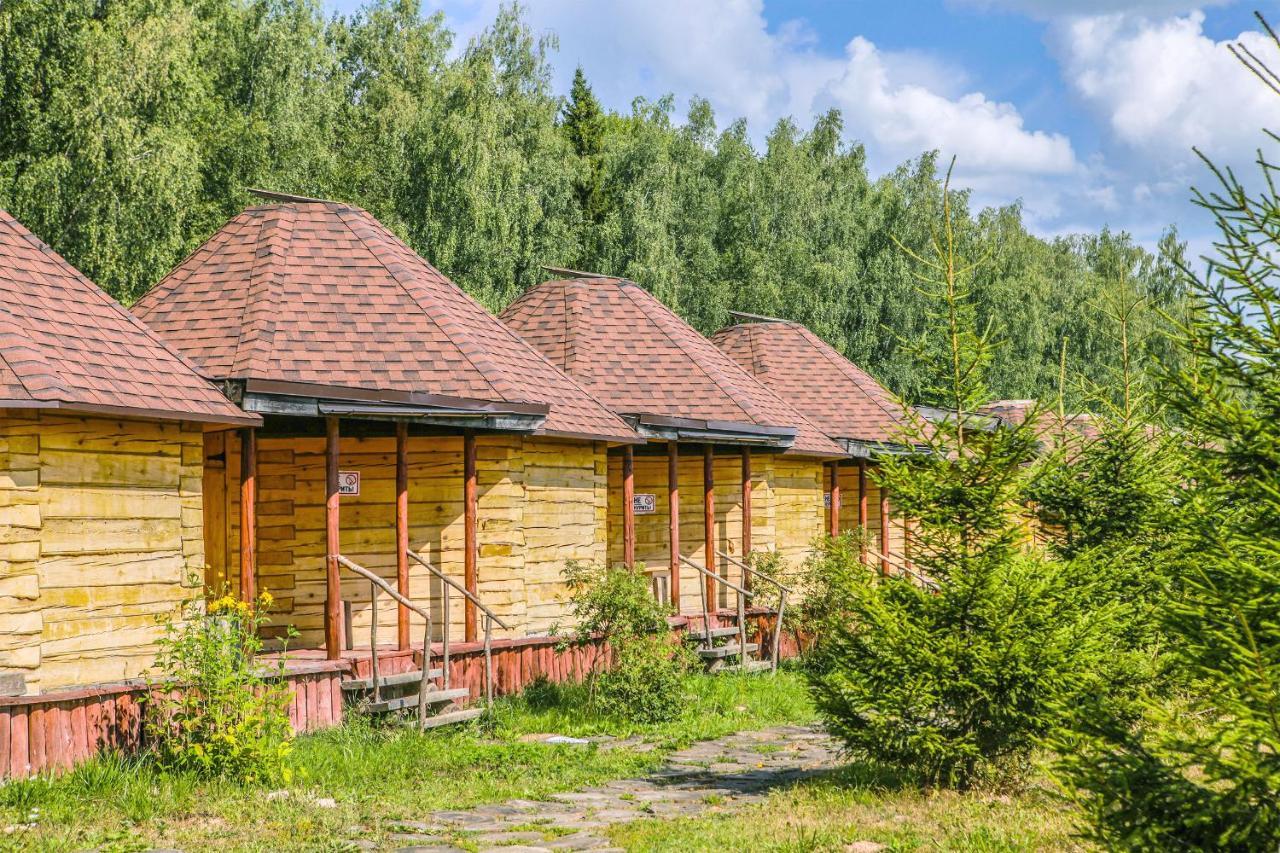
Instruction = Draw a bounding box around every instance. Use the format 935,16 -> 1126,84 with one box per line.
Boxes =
131,200 -> 637,443
711,320 -> 911,447
500,278 -> 844,457
0,209 -> 253,425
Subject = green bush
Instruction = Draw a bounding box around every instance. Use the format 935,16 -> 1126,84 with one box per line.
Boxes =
594,636 -> 694,724
144,591 -> 295,784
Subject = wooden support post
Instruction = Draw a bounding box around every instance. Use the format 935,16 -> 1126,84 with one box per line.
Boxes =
239,428 -> 257,603
703,444 -> 716,610
741,447 -> 752,590
622,445 -> 636,569
828,462 -> 841,538
668,442 -> 681,611
858,458 -> 869,563
324,417 -> 341,660
395,422 -> 410,651
463,430 -> 478,643
880,481 -> 891,576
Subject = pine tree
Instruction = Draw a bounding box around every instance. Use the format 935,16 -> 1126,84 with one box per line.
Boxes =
561,66 -> 607,227
1053,16 -> 1280,847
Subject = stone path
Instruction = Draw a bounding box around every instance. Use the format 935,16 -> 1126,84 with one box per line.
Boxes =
356,723 -> 841,853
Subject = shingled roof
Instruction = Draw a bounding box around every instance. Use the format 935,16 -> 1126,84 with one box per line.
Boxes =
0,209 -> 253,425
130,198 -> 637,443
711,318 -> 914,452
499,277 -> 844,457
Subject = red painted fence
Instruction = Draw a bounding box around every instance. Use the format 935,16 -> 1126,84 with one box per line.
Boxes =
0,608 -> 792,779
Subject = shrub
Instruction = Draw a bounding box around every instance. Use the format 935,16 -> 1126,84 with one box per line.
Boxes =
558,561 -> 689,722
144,591 -> 295,784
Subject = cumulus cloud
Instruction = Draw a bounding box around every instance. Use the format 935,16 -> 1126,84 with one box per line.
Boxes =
1051,11 -> 1280,163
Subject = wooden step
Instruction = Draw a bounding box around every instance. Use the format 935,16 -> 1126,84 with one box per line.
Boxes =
719,659 -> 773,674
342,669 -> 443,692
363,687 -> 469,714
685,627 -> 742,641
698,643 -> 759,659
415,707 -> 485,729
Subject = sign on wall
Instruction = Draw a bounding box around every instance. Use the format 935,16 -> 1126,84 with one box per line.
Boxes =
633,493 -> 656,514
824,492 -> 832,508
338,471 -> 361,496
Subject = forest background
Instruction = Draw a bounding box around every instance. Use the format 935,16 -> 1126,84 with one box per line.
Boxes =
0,0 -> 1188,406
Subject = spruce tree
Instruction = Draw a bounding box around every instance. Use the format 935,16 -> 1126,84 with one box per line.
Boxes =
1053,17 -> 1280,847
561,66 -> 607,226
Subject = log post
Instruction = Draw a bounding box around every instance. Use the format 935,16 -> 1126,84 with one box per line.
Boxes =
880,481 -> 891,576
741,447 -> 752,590
668,442 -> 680,611
324,417 -> 341,660
828,462 -> 841,538
703,444 -> 716,610
463,430 -> 478,643
858,458 -> 869,563
239,427 -> 257,603
395,421 -> 410,651
622,445 -> 636,569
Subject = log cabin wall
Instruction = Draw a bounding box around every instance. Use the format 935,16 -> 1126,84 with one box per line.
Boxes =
833,465 -> 907,562
0,412 -> 206,694
605,451 -> 827,612
209,432 -> 608,645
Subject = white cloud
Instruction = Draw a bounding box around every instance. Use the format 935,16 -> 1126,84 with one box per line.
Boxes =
1051,11 -> 1280,164
953,0 -> 1233,18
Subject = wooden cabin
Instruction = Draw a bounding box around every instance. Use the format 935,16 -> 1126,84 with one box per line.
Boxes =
500,276 -> 846,614
131,194 -> 639,658
711,313 -> 924,569
0,209 -> 256,694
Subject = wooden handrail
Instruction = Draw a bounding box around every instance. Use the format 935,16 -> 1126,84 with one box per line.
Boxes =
715,550 -> 795,594
868,549 -> 939,591
336,555 -> 430,621
406,551 -> 510,630
679,555 -> 752,598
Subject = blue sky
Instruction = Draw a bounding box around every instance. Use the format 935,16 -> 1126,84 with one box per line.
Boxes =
324,0 -> 1280,257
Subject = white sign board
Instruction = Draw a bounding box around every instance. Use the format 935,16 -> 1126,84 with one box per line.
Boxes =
633,493 -> 656,515
338,471 -> 361,496
824,492 -> 832,508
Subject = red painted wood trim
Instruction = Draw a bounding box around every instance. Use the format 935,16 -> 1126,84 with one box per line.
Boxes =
239,427 -> 257,602
622,445 -> 636,569
325,416 -> 342,659
463,430 -> 478,643
668,442 -> 680,611
741,447 -> 752,590
395,421 -> 410,651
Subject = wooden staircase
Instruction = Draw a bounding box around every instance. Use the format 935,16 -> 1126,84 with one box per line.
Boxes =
679,552 -> 790,674
336,551 -> 509,729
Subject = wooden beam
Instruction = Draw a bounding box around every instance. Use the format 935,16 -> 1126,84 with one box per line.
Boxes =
238,427 -> 254,601
858,459 -> 868,563
880,480 -> 891,576
828,461 -> 841,538
668,442 -> 680,612
324,416 -> 341,660
463,430 -> 478,643
395,421 -> 410,651
704,444 -> 716,609
622,445 -> 636,569
741,447 -> 752,590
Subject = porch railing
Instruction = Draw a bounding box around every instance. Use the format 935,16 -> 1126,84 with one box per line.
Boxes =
406,549 -> 510,708
716,550 -> 791,672
867,548 -> 939,591
679,555 -> 755,668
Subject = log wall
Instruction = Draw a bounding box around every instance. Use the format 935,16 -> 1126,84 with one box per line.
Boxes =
833,464 -> 907,562
0,412 -> 206,693
210,433 -> 607,644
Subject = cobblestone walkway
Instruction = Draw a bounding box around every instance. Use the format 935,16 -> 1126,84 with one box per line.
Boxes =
358,723 -> 841,853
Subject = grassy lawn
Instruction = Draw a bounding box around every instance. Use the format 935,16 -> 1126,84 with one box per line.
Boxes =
0,669 -> 816,852
609,762 -> 1084,852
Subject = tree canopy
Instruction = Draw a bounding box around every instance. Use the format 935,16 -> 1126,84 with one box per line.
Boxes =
0,0 -> 1186,407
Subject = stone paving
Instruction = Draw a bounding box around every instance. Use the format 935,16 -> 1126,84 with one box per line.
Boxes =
353,723 -> 841,853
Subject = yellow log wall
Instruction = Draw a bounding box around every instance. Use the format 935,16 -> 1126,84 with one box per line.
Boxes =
606,449 -> 826,613
832,463 -> 907,563
0,413 -> 205,693
213,433 -> 606,644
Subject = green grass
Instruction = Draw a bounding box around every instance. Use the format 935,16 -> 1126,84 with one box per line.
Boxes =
0,669 -> 816,852
607,763 -> 1086,852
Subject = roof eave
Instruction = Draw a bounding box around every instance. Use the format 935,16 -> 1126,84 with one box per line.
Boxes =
625,412 -> 797,448
0,397 -> 259,427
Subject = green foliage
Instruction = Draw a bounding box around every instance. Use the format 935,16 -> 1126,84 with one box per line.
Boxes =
808,165 -> 1114,788
557,561 -> 689,723
0,0 -> 1183,400
1052,19 -> 1280,847
144,592 -> 294,784
777,534 -> 866,650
